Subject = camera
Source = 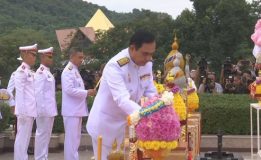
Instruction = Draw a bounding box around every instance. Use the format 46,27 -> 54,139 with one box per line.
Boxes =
223,57 -> 233,79
202,75 -> 215,93
198,57 -> 208,84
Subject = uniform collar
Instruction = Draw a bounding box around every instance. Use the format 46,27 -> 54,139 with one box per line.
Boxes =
21,62 -> 30,69
127,48 -> 140,69
68,61 -> 78,70
40,64 -> 50,71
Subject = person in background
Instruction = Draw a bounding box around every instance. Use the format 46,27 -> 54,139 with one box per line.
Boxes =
61,47 -> 96,160
14,44 -> 38,160
34,47 -> 57,160
198,72 -> 223,94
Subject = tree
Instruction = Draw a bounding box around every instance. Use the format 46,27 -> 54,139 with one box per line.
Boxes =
0,28 -> 51,86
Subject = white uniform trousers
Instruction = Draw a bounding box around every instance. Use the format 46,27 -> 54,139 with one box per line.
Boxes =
91,138 -> 112,160
63,117 -> 82,160
34,117 -> 54,160
14,116 -> 34,160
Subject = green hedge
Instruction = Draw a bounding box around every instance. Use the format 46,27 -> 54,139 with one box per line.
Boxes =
0,103 -> 11,132
1,93 -> 259,135
52,92 -> 95,133
199,94 -> 257,135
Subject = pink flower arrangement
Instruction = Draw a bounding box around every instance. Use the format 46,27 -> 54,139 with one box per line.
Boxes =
135,96 -> 181,142
251,19 -> 261,46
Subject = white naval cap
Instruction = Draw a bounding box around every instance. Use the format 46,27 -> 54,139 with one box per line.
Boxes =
19,44 -> 38,52
38,47 -> 54,55
17,56 -> 22,61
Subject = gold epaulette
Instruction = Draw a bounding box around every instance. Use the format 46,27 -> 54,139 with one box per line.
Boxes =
117,57 -> 129,67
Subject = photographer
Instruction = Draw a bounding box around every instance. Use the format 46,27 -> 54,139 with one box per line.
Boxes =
198,72 -> 223,94
229,74 -> 248,94
223,76 -> 234,93
242,70 -> 254,93
197,56 -> 209,85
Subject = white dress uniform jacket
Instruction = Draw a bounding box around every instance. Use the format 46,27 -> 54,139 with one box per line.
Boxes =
61,61 -> 88,117
35,64 -> 57,117
7,71 -> 15,106
87,48 -> 157,147
14,62 -> 37,117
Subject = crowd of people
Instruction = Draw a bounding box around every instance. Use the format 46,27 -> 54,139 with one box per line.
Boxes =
191,57 -> 256,94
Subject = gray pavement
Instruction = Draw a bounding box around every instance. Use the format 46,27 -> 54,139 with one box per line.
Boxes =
0,150 -> 94,160
1,151 -> 260,160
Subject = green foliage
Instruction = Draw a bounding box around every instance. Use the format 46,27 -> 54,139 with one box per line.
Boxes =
177,0 -> 257,73
52,91 -> 95,133
52,92 -> 63,133
86,10 -> 175,71
0,28 -> 53,86
199,94 -> 257,135
0,103 -> 11,132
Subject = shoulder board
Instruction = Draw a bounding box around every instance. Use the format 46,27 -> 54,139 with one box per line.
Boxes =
68,65 -> 73,71
117,57 -> 129,67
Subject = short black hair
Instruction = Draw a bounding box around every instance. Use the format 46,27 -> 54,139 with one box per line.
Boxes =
129,30 -> 155,50
68,47 -> 83,56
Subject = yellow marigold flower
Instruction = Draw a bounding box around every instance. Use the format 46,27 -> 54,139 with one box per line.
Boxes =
144,141 -> 150,149
173,93 -> 186,120
154,141 -> 160,150
160,141 -> 167,148
187,92 -> 199,112
138,140 -> 144,148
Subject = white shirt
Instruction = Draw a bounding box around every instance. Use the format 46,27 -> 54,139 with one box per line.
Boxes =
7,72 -> 15,106
61,61 -> 88,117
198,82 -> 223,94
14,62 -> 37,117
87,48 -> 157,146
35,64 -> 57,117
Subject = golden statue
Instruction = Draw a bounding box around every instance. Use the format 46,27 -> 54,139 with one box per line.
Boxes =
164,34 -> 185,75
156,70 -> 162,84
107,139 -> 125,160
164,34 -> 187,89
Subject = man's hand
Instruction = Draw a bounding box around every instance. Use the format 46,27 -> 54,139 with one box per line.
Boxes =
10,106 -> 15,114
87,89 -> 97,97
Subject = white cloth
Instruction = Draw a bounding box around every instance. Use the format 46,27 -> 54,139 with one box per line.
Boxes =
92,138 -> 112,160
35,117 -> 54,160
35,64 -> 57,117
61,61 -> 88,117
63,117 -> 82,160
14,116 -> 34,160
7,71 -> 16,106
87,48 -> 157,147
14,62 -> 37,117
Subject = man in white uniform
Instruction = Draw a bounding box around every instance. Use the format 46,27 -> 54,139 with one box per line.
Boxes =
87,30 -> 157,159
14,44 -> 37,160
7,56 -> 23,136
34,47 -> 57,160
61,48 -> 96,160
7,56 -> 23,111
